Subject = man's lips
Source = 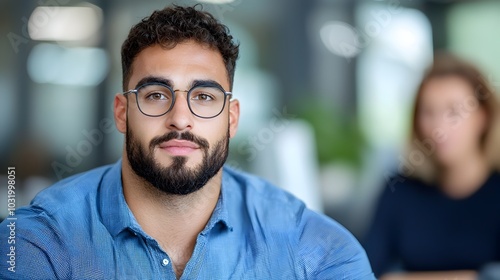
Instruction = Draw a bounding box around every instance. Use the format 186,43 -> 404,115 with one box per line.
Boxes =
158,140 -> 199,156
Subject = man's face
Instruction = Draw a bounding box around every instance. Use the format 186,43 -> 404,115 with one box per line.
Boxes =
115,41 -> 239,195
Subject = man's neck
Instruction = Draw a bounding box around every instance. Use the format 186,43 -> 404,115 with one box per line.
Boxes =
120,157 -> 222,278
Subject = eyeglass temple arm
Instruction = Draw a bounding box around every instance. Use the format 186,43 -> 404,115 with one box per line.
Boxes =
122,89 -> 137,96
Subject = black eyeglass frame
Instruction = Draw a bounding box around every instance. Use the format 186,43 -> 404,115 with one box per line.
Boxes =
123,82 -> 233,119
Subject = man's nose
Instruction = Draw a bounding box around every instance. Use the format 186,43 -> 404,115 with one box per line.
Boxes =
165,91 -> 193,131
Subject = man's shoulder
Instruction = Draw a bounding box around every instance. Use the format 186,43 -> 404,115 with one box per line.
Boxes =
222,166 -> 375,279
223,165 -> 300,200
25,163 -> 116,217
0,162 -> 121,279
223,166 -> 306,219
223,166 -> 351,233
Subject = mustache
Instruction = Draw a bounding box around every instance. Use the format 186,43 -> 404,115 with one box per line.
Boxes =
150,131 -> 210,150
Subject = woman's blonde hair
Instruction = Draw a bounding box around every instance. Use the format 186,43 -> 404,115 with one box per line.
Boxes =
407,52 -> 500,183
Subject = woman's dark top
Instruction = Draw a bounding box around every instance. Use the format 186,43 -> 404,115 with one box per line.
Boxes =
364,172 -> 500,277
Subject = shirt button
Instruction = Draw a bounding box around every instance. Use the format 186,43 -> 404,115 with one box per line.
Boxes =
162,259 -> 169,266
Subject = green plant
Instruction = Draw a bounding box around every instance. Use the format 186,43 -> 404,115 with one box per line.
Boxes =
295,99 -> 366,168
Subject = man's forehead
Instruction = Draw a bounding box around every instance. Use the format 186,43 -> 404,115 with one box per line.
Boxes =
128,43 -> 229,89
134,42 -> 223,65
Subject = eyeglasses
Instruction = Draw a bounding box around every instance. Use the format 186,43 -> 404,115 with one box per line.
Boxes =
123,82 -> 232,119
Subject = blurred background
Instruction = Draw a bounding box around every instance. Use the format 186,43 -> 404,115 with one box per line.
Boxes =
1,0 -> 499,238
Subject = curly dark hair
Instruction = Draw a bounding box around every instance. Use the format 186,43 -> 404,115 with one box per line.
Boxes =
121,5 -> 239,91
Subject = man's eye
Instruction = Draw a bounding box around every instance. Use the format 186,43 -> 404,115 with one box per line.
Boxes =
192,93 -> 214,101
147,92 -> 168,100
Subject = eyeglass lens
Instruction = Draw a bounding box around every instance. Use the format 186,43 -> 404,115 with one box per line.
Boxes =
135,83 -> 227,118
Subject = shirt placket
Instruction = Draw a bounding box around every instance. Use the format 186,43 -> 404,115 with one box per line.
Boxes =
180,233 -> 209,279
142,236 -> 177,279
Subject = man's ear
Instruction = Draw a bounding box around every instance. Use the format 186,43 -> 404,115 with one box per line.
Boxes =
228,99 -> 240,138
114,94 -> 127,134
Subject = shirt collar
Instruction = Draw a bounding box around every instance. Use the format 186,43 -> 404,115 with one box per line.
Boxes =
99,159 -> 136,237
99,159 -> 233,237
201,170 -> 234,234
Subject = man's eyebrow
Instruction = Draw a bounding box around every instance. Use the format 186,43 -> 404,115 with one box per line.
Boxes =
190,79 -> 227,91
133,77 -> 227,91
134,76 -> 172,88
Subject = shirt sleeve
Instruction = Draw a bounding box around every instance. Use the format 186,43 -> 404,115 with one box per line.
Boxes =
0,209 -> 70,279
298,209 -> 376,280
363,182 -> 399,277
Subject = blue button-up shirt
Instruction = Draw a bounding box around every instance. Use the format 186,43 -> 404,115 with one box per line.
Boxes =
1,160 -> 374,279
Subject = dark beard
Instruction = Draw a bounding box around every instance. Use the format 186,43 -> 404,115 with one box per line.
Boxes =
126,127 -> 229,195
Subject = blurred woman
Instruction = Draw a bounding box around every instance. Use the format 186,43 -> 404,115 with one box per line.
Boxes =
364,53 -> 500,280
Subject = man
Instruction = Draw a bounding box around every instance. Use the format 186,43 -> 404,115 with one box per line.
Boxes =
0,5 -> 374,279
